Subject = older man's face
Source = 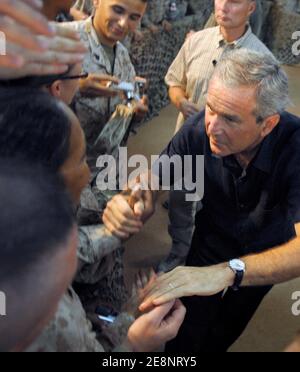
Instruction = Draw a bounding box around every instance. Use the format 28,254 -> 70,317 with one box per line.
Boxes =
205,78 -> 266,158
215,0 -> 256,29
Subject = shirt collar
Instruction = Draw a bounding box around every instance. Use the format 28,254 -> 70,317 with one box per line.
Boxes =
85,17 -> 120,51
251,125 -> 278,174
216,24 -> 252,49
209,119 -> 281,176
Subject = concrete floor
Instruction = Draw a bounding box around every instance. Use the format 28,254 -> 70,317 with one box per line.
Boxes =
124,65 -> 300,352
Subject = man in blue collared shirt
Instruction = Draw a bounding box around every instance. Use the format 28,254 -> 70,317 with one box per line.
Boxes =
103,50 -> 300,352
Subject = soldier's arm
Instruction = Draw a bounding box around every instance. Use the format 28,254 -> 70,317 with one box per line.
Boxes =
77,225 -> 121,270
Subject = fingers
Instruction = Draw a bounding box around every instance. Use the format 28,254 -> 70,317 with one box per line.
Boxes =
45,35 -> 87,54
128,184 -> 143,210
140,289 -> 176,312
139,271 -> 180,311
81,81 -> 119,97
91,74 -> 120,84
52,24 -> 82,41
0,0 -> 54,36
0,15 -> 49,52
18,62 -> 69,76
163,300 -> 186,331
103,195 -> 143,237
133,200 -> 145,217
25,47 -> 85,66
144,300 -> 176,327
108,197 -> 143,230
0,59 -> 69,79
102,214 -> 130,240
0,54 -> 24,69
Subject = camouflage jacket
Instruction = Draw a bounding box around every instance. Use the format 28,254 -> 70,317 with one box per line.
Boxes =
77,185 -> 121,285
62,18 -> 136,150
26,287 -> 135,352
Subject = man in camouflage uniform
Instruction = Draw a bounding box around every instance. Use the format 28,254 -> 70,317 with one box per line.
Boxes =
60,2 -> 148,322
76,185 -> 128,313
26,286 -> 135,352
141,0 -> 187,33
62,1 -> 148,176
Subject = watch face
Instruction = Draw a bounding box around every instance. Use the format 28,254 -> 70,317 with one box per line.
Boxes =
230,259 -> 246,272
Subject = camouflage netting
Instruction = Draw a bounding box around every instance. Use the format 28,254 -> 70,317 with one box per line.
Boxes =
265,3 -> 300,65
187,0 -> 213,14
130,11 -> 213,120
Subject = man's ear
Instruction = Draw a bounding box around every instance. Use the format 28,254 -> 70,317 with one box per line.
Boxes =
94,0 -> 100,7
261,114 -> 280,138
248,1 -> 256,18
49,81 -> 62,99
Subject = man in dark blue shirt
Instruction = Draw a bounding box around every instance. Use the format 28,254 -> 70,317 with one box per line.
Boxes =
103,50 -> 300,351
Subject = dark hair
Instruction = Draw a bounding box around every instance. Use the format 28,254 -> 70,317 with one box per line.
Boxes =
0,159 -> 75,282
0,88 -> 72,172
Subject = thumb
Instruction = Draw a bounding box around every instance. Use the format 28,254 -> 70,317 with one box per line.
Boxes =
134,200 -> 145,216
128,184 -> 142,210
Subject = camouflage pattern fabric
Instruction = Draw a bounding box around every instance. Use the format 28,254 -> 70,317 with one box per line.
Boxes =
61,18 -> 136,160
26,287 -> 135,352
76,184 -> 129,313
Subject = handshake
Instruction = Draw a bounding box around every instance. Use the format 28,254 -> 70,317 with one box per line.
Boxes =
103,177 -> 155,241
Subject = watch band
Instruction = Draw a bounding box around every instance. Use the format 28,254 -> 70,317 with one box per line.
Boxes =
232,269 -> 244,291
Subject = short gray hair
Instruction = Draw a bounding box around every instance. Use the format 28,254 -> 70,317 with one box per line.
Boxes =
211,49 -> 290,122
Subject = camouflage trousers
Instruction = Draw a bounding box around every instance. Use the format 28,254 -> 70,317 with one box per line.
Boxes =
74,246 -> 128,314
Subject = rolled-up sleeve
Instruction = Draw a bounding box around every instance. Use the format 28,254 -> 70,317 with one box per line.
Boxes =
165,39 -> 189,89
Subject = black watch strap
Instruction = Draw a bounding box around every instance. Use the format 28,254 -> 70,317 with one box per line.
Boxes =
232,270 -> 244,291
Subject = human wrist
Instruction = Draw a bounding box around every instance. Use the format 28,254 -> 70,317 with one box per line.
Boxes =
178,96 -> 188,111
217,263 -> 236,288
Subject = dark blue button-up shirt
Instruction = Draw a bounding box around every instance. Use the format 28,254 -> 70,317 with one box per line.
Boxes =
158,111 -> 300,264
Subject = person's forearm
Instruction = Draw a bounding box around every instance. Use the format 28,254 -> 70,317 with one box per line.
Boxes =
241,234 -> 300,287
169,86 -> 188,111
